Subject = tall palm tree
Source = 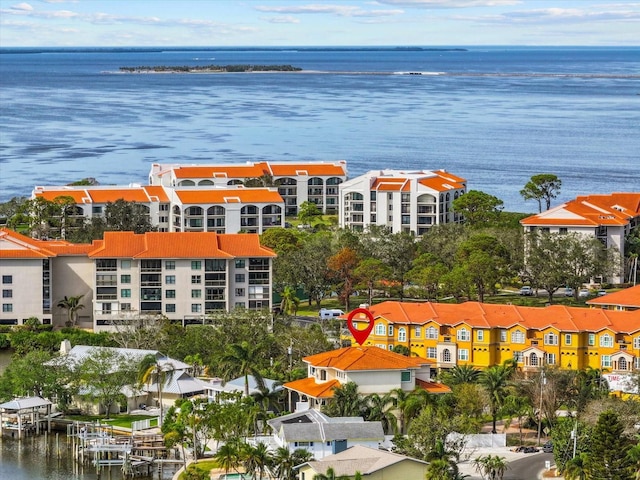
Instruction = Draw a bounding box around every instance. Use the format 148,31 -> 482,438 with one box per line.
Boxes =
56,294 -> 85,327
218,341 -> 266,397
272,447 -> 313,480
425,439 -> 460,478
391,387 -> 433,434
441,364 -> 480,386
473,454 -> 508,480
279,286 -> 300,316
324,382 -> 366,417
365,392 -> 396,434
137,354 -> 176,425
479,363 -> 515,434
214,439 -> 242,477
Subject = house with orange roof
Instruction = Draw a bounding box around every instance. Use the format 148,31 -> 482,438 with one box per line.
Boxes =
520,192 -> 640,284
0,228 -> 275,330
148,160 -> 348,216
283,346 -> 445,412
338,169 -> 466,235
586,284 -> 640,312
32,184 -> 285,234
346,301 -> 640,378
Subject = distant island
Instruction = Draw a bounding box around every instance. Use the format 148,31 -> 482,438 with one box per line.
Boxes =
119,64 -> 303,73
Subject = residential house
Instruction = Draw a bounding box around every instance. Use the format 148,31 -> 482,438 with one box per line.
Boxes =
586,284 -> 640,311
296,445 -> 429,480
283,346 -> 447,411
346,300 -> 640,376
520,192 -> 640,284
32,184 -> 285,234
0,228 -> 276,329
148,161 -> 348,216
266,409 -> 384,460
205,375 -> 283,403
338,169 -> 466,235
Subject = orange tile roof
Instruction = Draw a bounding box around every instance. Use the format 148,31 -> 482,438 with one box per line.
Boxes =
587,285 -> 640,308
415,379 -> 452,394
434,170 -> 467,184
521,192 -> 640,227
89,231 -> 275,259
419,175 -> 465,192
371,178 -> 409,192
303,346 -> 431,371
34,187 -> 163,204
88,188 -> 152,204
174,188 -> 283,204
283,377 -> 339,399
270,162 -> 347,177
173,163 -> 270,179
0,228 -> 56,258
34,188 -> 91,203
143,186 -> 170,202
360,300 -> 640,334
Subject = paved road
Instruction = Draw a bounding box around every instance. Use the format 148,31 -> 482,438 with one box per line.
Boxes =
504,452 -> 554,480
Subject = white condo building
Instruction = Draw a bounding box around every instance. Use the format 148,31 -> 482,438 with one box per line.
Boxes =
338,169 -> 467,235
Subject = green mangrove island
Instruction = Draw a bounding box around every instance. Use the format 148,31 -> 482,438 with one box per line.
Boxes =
119,64 -> 303,73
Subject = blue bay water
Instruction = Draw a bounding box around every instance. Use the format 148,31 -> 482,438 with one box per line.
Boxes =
0,46 -> 638,211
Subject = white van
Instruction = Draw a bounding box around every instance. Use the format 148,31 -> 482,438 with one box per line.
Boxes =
319,308 -> 344,320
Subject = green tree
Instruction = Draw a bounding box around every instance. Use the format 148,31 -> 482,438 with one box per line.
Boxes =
245,174 -> 275,187
279,285 -> 300,316
298,200 -> 322,225
365,392 -> 396,434
56,294 -> 86,327
441,365 -> 480,386
452,190 -> 504,227
323,382 -> 366,418
103,199 -> 156,233
473,455 -> 508,480
457,234 -> 510,302
564,453 -> 588,480
328,246 -> 360,310
406,253 -> 448,301
214,438 -> 243,476
479,363 -> 515,434
502,394 -> 532,446
217,341 -> 266,397
354,258 -> 390,306
584,411 -> 635,480
137,354 -> 177,425
520,174 -> 562,213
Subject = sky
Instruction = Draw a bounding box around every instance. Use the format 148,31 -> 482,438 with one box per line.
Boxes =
0,0 -> 638,47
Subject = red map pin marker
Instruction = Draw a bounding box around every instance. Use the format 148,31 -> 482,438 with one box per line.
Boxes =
347,307 -> 374,345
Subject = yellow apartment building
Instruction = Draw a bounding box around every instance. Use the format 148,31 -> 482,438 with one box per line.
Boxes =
347,301 -> 640,375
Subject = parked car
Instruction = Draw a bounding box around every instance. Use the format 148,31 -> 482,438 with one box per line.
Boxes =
543,441 -> 553,453
597,289 -> 607,296
519,286 -> 534,296
523,446 -> 539,453
578,288 -> 591,298
564,287 -> 574,297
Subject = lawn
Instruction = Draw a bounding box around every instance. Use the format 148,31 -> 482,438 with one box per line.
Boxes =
65,413 -> 158,429
180,459 -> 220,480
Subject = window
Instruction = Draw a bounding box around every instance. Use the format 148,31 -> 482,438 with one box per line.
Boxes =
500,329 -> 507,342
588,333 -> 596,346
600,334 -> 613,348
546,353 -> 556,365
235,274 -> 245,283
427,347 -> 437,359
166,290 -> 176,299
165,260 -> 175,270
2,275 -> 12,284
235,302 -> 246,308
121,274 -> 131,284
191,304 -> 202,313
235,288 -> 245,297
235,259 -> 246,268
92,206 -> 102,215
120,289 -> 131,298
401,371 -> 411,382
513,351 -> 523,363
511,330 -> 525,344
414,326 -> 421,338
397,327 -> 406,342
530,353 -> 539,366
601,355 -> 611,368
559,227 -> 568,235
191,289 -> 201,298
2,304 -> 13,313
634,337 -> 640,349
191,275 -> 202,284
2,290 -> 12,298
375,323 -> 385,335
458,349 -> 469,361
166,304 -> 176,313
388,325 -> 394,336
457,328 -> 470,341
191,261 -> 202,270
442,349 -> 451,362
565,334 -> 572,346
165,275 -> 176,284
426,326 -> 438,339
477,329 -> 484,342
121,260 -> 131,269
544,333 -> 558,345
121,303 -> 131,311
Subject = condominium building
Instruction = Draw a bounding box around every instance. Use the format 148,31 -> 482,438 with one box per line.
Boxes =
0,228 -> 275,330
338,169 -> 466,235
521,192 -> 640,284
347,301 -> 640,375
149,161 -> 348,216
33,184 -> 285,234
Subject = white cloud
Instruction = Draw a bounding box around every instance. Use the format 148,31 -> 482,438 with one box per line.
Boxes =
374,0 -> 521,7
469,6 -> 640,24
254,3 -> 403,17
263,15 -> 301,24
9,2 -> 33,11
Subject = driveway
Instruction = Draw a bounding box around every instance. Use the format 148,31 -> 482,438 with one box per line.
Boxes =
458,446 -> 554,479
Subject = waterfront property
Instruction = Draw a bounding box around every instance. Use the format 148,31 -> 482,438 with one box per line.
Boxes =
0,228 -> 275,329
346,300 -> 640,378
338,169 -> 466,235
283,346 -> 448,411
148,160 -> 348,216
520,192 -> 640,284
0,396 -> 52,438
296,444 -> 429,480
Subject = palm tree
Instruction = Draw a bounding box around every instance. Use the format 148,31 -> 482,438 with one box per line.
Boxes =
563,453 -> 588,480
473,455 -> 508,480
241,442 -> 272,480
441,364 -> 480,386
218,341 -> 266,397
479,363 -> 515,434
137,354 -> 176,426
365,392 -> 396,434
214,439 -> 242,477
391,387 -> 433,434
323,382 -> 366,417
313,467 -> 350,480
425,439 -> 460,478
279,286 -> 300,316
272,447 -> 313,480
502,394 -> 531,445
56,294 -> 85,327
